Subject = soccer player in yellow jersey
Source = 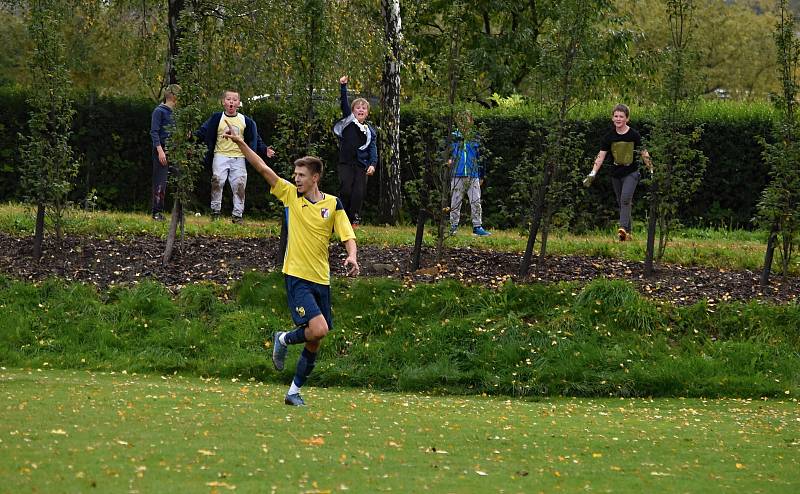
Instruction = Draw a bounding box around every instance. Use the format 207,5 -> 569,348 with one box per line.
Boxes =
223,129 -> 359,407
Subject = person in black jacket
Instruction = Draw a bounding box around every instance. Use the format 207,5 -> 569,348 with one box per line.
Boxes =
333,75 -> 378,228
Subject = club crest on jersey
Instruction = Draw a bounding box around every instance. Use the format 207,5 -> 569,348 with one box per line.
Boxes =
295,306 -> 306,318
321,208 -> 330,219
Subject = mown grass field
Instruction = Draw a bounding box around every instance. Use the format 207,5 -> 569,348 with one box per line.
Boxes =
2,368 -> 798,494
0,202 -> 789,274
2,203 -> 799,493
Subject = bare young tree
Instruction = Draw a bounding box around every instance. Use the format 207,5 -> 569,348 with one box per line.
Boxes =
518,0 -> 626,277
757,0 -> 800,286
20,0 -> 79,260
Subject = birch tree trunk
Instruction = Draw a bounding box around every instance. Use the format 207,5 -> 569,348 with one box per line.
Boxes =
379,0 -> 402,225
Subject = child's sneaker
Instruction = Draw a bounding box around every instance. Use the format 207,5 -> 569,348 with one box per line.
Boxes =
473,226 -> 492,237
231,215 -> 243,225
449,224 -> 458,235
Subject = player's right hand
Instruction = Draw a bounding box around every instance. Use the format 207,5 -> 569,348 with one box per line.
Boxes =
222,123 -> 244,144
582,173 -> 595,188
339,75 -> 349,85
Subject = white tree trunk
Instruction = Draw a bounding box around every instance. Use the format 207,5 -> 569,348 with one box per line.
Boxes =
379,0 -> 402,224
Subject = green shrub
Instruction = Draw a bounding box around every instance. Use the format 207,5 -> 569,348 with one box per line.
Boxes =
0,91 -> 779,228
2,274 -> 798,398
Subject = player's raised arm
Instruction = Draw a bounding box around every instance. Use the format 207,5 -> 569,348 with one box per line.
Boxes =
222,123 -> 279,187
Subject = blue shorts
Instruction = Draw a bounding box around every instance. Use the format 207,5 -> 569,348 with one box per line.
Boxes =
285,275 -> 332,330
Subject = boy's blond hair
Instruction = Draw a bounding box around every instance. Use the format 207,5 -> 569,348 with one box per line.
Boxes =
351,97 -> 370,112
456,110 -> 474,129
221,89 -> 240,100
163,84 -> 180,102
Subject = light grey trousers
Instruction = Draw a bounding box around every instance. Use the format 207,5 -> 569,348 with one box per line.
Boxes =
211,154 -> 247,217
611,170 -> 640,232
450,176 -> 483,228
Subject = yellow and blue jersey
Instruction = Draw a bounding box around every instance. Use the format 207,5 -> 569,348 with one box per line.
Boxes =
271,179 -> 355,285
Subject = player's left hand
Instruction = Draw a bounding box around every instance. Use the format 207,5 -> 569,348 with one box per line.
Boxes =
344,257 -> 359,277
266,146 -> 276,158
366,165 -> 375,176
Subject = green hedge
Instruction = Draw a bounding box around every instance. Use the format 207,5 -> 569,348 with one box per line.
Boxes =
0,89 -> 777,229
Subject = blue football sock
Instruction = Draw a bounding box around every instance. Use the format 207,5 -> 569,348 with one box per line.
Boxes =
283,326 -> 307,345
292,348 -> 317,388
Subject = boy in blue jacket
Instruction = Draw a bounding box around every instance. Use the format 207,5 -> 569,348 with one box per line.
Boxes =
196,89 -> 274,223
149,84 -> 179,221
333,75 -> 378,227
449,111 -> 491,236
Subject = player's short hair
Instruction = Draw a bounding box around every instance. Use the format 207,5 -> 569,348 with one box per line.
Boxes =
221,89 -> 240,100
612,103 -> 630,117
163,84 -> 180,101
351,97 -> 370,112
295,156 -> 324,177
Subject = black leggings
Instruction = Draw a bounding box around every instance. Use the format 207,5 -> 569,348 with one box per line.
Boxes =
338,162 -> 367,221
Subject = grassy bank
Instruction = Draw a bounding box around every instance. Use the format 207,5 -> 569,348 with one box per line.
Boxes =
2,369 -> 798,494
0,202 -> 788,274
1,272 -> 798,398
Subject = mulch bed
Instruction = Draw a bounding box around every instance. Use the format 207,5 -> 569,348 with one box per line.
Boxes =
1,232 -> 797,305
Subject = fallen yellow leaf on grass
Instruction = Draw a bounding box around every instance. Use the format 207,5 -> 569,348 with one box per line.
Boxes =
198,449 -> 216,456
301,436 -> 325,446
736,463 -> 746,469
206,481 -> 236,490
49,429 -> 67,435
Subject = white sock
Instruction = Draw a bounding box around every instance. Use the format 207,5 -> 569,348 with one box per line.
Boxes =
288,382 -> 301,396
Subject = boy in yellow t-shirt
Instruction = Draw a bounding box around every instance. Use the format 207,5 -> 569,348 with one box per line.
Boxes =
196,89 -> 275,223
223,128 -> 359,407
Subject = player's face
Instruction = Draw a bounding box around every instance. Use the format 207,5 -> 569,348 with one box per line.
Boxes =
612,111 -> 629,130
222,92 -> 240,116
293,166 -> 319,194
353,102 -> 369,123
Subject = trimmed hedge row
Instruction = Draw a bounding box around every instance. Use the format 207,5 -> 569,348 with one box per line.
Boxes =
0,89 -> 776,229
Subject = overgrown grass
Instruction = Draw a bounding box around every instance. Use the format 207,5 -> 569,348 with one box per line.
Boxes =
2,368 -> 798,493
1,273 -> 798,398
1,202 -> 791,274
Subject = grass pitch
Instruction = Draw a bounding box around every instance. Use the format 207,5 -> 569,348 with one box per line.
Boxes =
2,368 -> 798,493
